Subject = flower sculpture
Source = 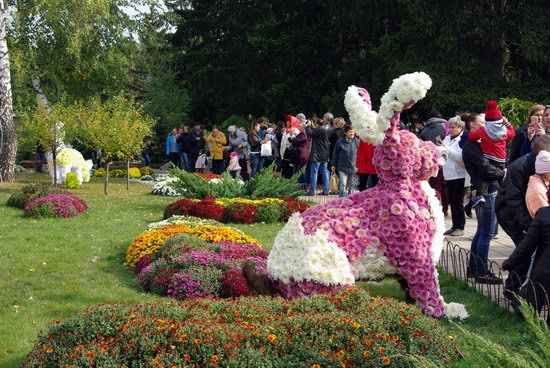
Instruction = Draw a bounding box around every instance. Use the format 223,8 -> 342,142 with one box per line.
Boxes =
268,72 -> 461,318
47,147 -> 93,185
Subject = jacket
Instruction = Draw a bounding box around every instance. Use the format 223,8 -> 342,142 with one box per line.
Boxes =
495,152 -> 536,232
166,134 -> 180,155
306,123 -> 333,162
329,127 -> 345,161
332,137 -> 359,174
356,141 -> 377,174
291,131 -> 311,167
462,140 -> 505,188
248,131 -> 263,153
188,130 -> 205,155
508,124 -> 528,165
205,132 -> 227,160
525,175 -> 549,219
468,122 -> 515,163
420,117 -> 447,144
502,206 -> 550,294
442,133 -> 466,181
227,130 -> 250,160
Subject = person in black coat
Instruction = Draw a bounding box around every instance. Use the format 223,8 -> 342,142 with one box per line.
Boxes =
188,123 -> 205,172
305,112 -> 334,195
502,206 -> 550,319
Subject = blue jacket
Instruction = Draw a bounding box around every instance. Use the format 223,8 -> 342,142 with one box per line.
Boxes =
331,137 -> 359,174
166,134 -> 180,155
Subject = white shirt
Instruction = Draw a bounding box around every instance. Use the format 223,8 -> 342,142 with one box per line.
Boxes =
442,133 -> 466,181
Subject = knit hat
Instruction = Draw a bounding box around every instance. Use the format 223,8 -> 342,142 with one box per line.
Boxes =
227,125 -> 236,133
484,100 -> 503,124
535,150 -> 550,174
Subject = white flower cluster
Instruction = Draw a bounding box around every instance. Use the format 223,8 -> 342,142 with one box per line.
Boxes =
151,177 -> 181,196
420,181 -> 445,264
351,246 -> 396,280
267,213 -> 355,286
345,72 -> 432,145
444,302 -> 469,320
147,215 -> 222,230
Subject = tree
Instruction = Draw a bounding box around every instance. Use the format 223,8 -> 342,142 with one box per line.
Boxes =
19,101 -> 78,187
0,0 -> 16,182
79,94 -> 155,194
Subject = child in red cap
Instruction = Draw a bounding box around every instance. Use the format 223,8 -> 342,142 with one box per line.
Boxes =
468,100 -> 515,208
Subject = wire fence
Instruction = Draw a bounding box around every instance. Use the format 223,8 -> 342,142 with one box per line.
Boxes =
438,239 -> 549,322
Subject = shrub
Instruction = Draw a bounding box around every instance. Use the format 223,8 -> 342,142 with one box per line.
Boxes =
219,114 -> 249,132
498,97 -> 536,129
140,166 -> 155,176
128,167 -> 141,178
65,172 -> 81,189
23,289 -> 459,368
93,168 -> 106,177
109,169 -> 126,178
24,193 -> 87,218
125,224 -> 261,269
242,165 -> 302,198
255,202 -> 282,223
6,182 -> 52,209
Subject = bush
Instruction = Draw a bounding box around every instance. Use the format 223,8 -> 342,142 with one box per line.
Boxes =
6,182 -> 52,209
219,114 -> 249,132
65,172 -> 81,189
109,169 -> 126,178
92,168 -> 106,177
498,97 -> 536,129
24,193 -> 88,218
140,166 -> 155,176
128,167 -> 141,178
23,289 -> 459,368
242,165 -> 302,198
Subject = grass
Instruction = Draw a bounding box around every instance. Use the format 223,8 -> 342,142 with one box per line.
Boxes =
0,173 -> 539,367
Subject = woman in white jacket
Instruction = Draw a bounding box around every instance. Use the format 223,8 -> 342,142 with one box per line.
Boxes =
442,116 -> 467,236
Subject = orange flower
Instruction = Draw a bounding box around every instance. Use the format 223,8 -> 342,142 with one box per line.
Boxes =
194,339 -> 202,345
352,322 -> 361,329
45,347 -> 54,354
311,365 -> 321,368
336,350 -> 345,359
184,354 -> 191,361
363,351 -> 370,358
382,356 -> 391,365
267,334 -> 277,343
211,355 -> 219,363
379,347 -> 386,353
86,350 -> 95,359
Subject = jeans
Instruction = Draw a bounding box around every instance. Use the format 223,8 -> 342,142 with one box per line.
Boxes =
338,171 -> 354,197
309,161 -> 329,194
468,190 -> 497,275
250,153 -> 265,177
180,152 -> 190,172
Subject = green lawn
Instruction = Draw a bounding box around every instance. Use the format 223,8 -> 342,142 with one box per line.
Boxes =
0,174 -> 537,367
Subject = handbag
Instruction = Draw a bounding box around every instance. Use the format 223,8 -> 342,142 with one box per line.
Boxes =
329,172 -> 339,194
261,142 -> 272,157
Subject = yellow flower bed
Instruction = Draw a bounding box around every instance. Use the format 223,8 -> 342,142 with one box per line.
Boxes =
125,224 -> 261,269
214,197 -> 284,206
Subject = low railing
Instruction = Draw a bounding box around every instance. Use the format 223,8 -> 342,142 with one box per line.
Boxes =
438,240 -> 549,321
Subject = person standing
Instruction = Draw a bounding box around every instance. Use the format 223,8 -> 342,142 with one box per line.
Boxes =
442,116 -> 467,236
205,124 -> 227,174
420,110 -> 447,202
165,128 -> 180,167
248,121 -> 267,177
142,135 -> 153,167
188,123 -> 205,172
508,104 -> 545,165
306,112 -> 334,196
331,125 -> 359,197
177,126 -> 191,172
225,125 -> 250,180
290,122 -> 312,188
356,140 -> 377,190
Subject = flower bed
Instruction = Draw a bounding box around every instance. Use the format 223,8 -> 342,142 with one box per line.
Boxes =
6,182 -> 54,209
136,234 -> 267,298
93,167 -> 144,178
125,221 -> 261,269
163,196 -> 309,224
23,288 -> 459,367
23,193 -> 88,218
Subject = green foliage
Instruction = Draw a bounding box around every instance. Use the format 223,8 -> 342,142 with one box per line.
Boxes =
498,97 -> 537,128
6,182 -> 52,209
23,289 -> 459,367
65,172 -> 80,189
254,203 -> 283,223
159,234 -> 211,260
167,168 -> 216,197
242,165 -> 302,199
93,168 -> 106,177
108,169 -> 125,178
140,166 -> 155,176
25,202 -> 54,218
219,114 -> 250,132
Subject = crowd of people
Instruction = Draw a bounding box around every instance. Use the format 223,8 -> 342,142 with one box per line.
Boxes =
163,102 -> 550,312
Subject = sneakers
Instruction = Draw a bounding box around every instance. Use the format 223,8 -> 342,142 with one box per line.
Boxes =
471,196 -> 486,210
450,229 -> 464,236
443,228 -> 455,236
475,272 -> 502,285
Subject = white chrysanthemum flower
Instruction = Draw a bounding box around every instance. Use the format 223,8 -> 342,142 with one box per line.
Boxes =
444,302 -> 469,320
351,246 -> 396,280
420,181 -> 445,264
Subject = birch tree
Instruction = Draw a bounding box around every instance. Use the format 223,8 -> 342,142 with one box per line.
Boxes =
0,0 -> 16,182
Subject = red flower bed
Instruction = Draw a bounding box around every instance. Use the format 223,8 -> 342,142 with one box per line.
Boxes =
280,196 -> 310,221
193,172 -> 222,180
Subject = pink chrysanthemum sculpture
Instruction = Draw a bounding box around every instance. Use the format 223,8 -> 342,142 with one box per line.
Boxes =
268,72 -> 466,319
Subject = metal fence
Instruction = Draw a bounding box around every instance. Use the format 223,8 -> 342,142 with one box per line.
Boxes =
438,239 -> 549,321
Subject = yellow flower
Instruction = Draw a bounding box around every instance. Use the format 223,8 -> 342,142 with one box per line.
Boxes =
363,351 -> 370,358
336,350 -> 345,359
311,365 -> 321,368
45,347 -> 54,353
382,356 -> 391,365
267,334 -> 277,343
211,355 -> 219,363
352,322 -> 361,329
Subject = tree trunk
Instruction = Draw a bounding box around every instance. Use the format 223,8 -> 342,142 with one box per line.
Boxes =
104,162 -> 110,195
126,160 -> 130,190
51,146 -> 57,188
0,0 -> 17,183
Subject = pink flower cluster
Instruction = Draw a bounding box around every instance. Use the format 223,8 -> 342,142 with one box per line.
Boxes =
24,193 -> 88,218
282,124 -> 445,316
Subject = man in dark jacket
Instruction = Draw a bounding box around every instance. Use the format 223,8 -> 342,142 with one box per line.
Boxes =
420,110 -> 447,144
502,206 -> 550,320
507,123 -> 528,166
306,112 -> 334,195
188,122 -> 205,172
